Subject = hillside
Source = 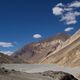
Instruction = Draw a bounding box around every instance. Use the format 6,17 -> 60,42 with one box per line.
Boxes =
0,52 -> 24,63
40,29 -> 80,67
12,29 -> 80,67
0,29 -> 80,67
13,33 -> 70,63
0,53 -> 13,63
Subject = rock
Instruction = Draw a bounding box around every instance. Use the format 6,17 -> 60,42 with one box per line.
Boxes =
42,71 -> 78,80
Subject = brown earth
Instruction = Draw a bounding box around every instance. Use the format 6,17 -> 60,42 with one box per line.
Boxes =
40,29 -> 80,67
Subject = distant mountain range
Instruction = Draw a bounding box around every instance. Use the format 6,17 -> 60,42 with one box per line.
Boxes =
0,52 -> 25,63
0,29 -> 80,67
0,53 -> 12,63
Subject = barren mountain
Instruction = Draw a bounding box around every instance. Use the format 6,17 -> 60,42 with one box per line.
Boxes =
0,53 -> 14,63
40,29 -> 80,67
1,29 -> 80,67
13,29 -> 80,67
0,52 -> 25,63
13,33 -> 70,63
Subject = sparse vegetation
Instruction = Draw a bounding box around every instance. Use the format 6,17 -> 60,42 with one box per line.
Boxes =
11,69 -> 15,72
0,67 -> 9,74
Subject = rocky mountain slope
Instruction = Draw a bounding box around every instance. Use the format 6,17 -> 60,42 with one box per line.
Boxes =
13,29 -> 80,67
0,29 -> 80,67
0,52 -> 24,63
0,53 -> 13,63
40,29 -> 80,67
13,33 -> 70,63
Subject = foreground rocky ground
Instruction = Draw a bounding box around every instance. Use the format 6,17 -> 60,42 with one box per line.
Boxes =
1,64 -> 80,80
0,67 -> 79,80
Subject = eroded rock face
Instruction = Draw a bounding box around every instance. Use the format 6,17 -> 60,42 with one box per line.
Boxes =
40,29 -> 80,67
41,71 -> 78,80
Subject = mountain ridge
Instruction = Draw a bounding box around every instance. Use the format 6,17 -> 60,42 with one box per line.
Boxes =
0,29 -> 80,67
40,29 -> 80,67
40,29 -> 80,64
12,32 -> 70,63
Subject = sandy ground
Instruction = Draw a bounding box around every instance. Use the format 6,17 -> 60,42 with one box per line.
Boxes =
0,72 -> 52,80
1,64 -> 80,80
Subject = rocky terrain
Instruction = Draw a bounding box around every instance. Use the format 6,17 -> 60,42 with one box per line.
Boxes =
0,53 -> 14,63
0,66 -> 78,80
11,29 -> 80,67
0,29 -> 80,67
40,29 -> 80,67
0,53 -> 24,63
12,33 -> 70,63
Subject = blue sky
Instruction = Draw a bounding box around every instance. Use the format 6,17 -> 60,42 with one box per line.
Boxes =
0,0 -> 80,55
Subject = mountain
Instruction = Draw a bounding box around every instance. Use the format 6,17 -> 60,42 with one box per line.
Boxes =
1,29 -> 79,67
0,53 -> 13,63
13,33 -> 70,63
0,52 -> 25,63
13,29 -> 80,67
40,29 -> 80,67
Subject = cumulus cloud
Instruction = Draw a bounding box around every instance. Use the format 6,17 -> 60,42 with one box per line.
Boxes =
52,1 -> 80,25
0,51 -> 14,55
0,42 -> 14,47
64,27 -> 74,32
60,12 -> 80,25
33,34 -> 42,39
52,6 -> 64,15
70,1 -> 80,8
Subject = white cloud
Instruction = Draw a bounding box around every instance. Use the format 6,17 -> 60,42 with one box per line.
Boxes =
0,51 -> 14,55
74,11 -> 80,16
64,8 -> 73,11
60,12 -> 80,25
52,1 -> 80,25
64,27 -> 74,32
56,3 -> 64,7
66,20 -> 77,25
52,6 -> 64,15
0,42 -> 14,47
70,1 -> 80,8
33,34 -> 42,39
